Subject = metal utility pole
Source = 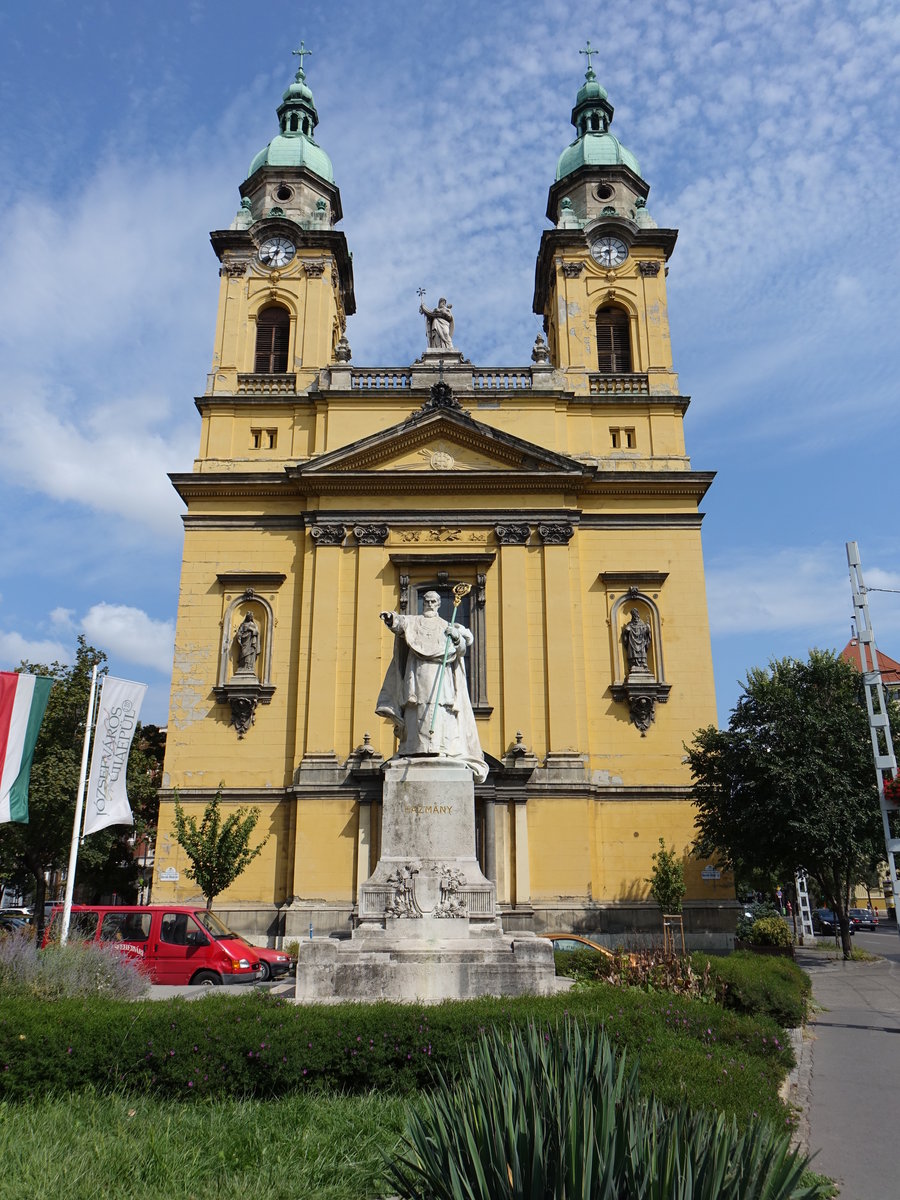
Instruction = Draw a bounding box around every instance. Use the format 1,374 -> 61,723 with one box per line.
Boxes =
847,541 -> 900,942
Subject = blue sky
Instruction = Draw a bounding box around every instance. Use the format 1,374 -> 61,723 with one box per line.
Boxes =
1,0 -> 898,727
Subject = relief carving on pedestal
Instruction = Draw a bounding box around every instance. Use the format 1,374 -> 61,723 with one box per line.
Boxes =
433,864 -> 468,918
385,862 -> 423,918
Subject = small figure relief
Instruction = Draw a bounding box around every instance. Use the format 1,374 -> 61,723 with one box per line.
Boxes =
377,587 -> 488,782
234,612 -> 261,676
385,862 -> 422,919
428,527 -> 462,542
433,864 -> 468,918
419,296 -> 455,349
622,607 -> 652,675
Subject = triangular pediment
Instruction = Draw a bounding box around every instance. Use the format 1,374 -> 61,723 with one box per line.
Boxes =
292,407 -> 588,478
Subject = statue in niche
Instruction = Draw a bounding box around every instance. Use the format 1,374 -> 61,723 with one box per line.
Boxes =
234,612 -> 261,675
622,607 -> 652,674
377,590 -> 488,782
419,297 -> 454,349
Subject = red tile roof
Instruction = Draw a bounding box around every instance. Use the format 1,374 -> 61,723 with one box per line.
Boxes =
841,639 -> 900,686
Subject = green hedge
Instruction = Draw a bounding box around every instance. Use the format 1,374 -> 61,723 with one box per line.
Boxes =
0,986 -> 793,1124
692,951 -> 811,1028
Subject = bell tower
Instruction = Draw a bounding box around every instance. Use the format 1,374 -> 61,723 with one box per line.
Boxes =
533,44 -> 679,398
204,45 -> 355,404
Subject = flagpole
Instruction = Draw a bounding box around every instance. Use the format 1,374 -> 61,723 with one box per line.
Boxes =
60,665 -> 98,945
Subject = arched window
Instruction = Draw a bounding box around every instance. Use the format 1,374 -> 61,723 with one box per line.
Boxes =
254,306 -> 290,373
595,307 -> 632,373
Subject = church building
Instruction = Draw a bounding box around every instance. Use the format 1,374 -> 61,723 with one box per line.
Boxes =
155,47 -> 732,943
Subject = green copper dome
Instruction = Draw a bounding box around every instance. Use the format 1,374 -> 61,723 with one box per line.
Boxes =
556,133 -> 641,180
248,47 -> 335,184
556,61 -> 642,182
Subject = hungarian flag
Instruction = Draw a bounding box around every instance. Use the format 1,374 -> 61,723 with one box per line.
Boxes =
0,671 -> 53,823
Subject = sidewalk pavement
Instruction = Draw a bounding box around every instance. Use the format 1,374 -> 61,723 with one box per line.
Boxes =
788,947 -> 900,1200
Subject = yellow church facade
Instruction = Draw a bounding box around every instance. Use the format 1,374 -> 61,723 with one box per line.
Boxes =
155,52 -> 734,943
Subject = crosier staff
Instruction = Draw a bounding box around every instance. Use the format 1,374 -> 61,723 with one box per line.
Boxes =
428,583 -> 472,735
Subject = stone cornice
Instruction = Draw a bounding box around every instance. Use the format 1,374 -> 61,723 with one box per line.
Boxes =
169,471 -> 293,502
170,467 -> 713,504
192,388 -> 690,412
583,471 -> 714,501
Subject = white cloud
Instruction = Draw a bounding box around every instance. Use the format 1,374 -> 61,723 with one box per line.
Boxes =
0,632 -> 70,670
706,547 -> 900,638
0,384 -> 194,536
49,608 -> 75,630
81,603 -> 175,674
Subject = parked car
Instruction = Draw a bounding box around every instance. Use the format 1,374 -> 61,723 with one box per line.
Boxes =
849,907 -> 879,930
0,907 -> 32,921
229,932 -> 294,981
0,915 -> 28,934
812,908 -> 855,936
539,933 -> 615,959
43,905 -> 261,986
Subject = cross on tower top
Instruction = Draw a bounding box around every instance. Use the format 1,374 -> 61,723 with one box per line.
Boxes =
292,41 -> 312,75
579,40 -> 598,76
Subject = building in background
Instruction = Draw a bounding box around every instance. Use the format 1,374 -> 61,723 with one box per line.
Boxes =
154,50 -> 730,942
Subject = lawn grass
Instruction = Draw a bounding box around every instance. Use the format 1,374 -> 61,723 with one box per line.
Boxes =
0,961 -> 807,1197
0,1089 -> 408,1200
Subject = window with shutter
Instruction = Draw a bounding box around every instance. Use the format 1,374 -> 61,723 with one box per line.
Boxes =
254,306 -> 290,373
595,307 -> 632,373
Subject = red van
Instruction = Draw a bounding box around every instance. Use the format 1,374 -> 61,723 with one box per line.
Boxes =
44,905 -> 261,986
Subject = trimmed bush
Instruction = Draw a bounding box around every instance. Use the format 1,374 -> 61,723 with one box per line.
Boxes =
736,901 -> 781,942
749,916 -> 793,948
386,1020 -> 827,1200
694,951 -> 810,1028
0,986 -> 793,1123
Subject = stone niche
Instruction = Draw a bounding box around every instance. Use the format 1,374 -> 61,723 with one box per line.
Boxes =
213,574 -> 284,737
603,574 -> 672,735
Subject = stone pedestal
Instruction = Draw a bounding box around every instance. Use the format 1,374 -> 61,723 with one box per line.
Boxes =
358,758 -> 496,925
294,756 -> 558,1003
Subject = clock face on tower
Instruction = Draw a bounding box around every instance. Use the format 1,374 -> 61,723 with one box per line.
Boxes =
590,236 -> 628,268
258,236 -> 296,268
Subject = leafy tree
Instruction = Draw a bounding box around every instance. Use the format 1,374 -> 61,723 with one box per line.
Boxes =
688,650 -> 887,958
172,790 -> 268,909
0,638 -> 160,934
647,838 -> 686,914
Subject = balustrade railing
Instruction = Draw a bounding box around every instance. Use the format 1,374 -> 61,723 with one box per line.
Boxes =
471,369 -> 533,391
588,373 -> 649,395
350,370 -> 412,390
237,373 -> 296,395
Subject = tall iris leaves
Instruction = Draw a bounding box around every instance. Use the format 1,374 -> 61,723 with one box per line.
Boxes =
385,1020 -> 826,1199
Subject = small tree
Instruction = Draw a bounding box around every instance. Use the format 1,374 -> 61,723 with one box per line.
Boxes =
647,838 -> 686,914
688,650 -> 886,959
172,790 -> 268,909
